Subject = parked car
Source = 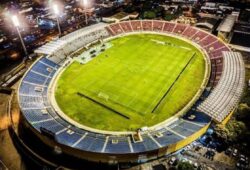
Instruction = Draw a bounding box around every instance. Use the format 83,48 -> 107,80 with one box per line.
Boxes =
233,149 -> 238,157
168,156 -> 178,166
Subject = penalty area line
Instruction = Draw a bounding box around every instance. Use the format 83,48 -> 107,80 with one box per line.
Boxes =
151,52 -> 196,113
76,92 -> 130,120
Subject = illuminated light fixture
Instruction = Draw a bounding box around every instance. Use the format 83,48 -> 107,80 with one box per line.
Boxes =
53,3 -> 60,15
82,0 -> 88,25
52,3 -> 61,36
11,15 -> 20,27
83,0 -> 88,6
11,14 -> 28,56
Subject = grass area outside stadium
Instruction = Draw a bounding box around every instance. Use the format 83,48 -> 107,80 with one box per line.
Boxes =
52,33 -> 209,132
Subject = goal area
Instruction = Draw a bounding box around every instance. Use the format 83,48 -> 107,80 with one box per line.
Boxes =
98,92 -> 109,101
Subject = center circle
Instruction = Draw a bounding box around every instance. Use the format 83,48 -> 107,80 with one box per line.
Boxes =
54,33 -> 206,132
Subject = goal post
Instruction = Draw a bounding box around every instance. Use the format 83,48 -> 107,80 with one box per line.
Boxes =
98,92 -> 109,101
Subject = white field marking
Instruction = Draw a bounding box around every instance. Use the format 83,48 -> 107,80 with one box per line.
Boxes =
179,46 -> 192,50
126,94 -> 137,108
148,51 -> 195,113
151,39 -> 165,45
146,66 -> 177,112
146,80 -> 167,112
104,82 -> 136,102
150,39 -> 191,50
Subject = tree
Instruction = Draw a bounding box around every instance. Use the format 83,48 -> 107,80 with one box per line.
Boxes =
143,11 -> 156,19
142,1 -> 153,11
154,6 -> 164,17
214,119 -> 247,144
177,162 -> 194,170
124,5 -> 136,13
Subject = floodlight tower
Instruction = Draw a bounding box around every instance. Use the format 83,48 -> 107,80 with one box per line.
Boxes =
53,3 -> 62,36
82,0 -> 88,25
11,15 -> 28,56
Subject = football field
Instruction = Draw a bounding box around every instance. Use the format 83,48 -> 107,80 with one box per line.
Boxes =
55,34 -> 206,131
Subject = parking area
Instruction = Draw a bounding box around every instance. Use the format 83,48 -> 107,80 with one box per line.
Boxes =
128,140 -> 248,170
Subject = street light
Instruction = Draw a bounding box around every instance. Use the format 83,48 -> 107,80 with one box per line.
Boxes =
53,3 -> 61,36
11,15 -> 28,56
82,0 -> 88,25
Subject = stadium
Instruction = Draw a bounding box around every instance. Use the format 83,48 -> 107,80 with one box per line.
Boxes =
17,20 -> 245,164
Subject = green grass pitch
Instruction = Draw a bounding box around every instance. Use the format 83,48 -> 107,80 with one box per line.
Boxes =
55,34 -> 205,131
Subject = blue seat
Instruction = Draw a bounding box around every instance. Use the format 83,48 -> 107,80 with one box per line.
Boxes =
153,130 -> 183,146
170,125 -> 194,137
56,131 -> 82,146
41,57 -> 59,68
23,109 -> 51,122
131,141 -> 146,153
19,82 -> 48,96
88,138 -> 105,152
24,71 -> 47,85
142,135 -> 159,151
105,137 -> 130,153
74,135 -> 95,150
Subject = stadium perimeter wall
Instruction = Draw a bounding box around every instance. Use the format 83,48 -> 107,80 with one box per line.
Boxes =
20,112 -> 210,164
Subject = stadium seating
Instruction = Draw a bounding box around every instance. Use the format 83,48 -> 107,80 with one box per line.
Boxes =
198,52 -> 245,122
130,20 -> 142,31
119,21 -> 133,32
152,20 -> 164,32
172,24 -> 187,34
142,20 -> 153,31
162,22 -> 176,33
35,23 -> 109,64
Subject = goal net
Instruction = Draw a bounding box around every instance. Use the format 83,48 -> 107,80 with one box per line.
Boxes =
98,92 -> 109,101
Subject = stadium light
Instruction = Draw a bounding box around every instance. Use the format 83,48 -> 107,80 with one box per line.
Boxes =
53,4 -> 60,15
11,15 -> 28,56
83,0 -> 88,6
11,15 -> 20,27
52,3 -> 62,36
82,0 -> 88,25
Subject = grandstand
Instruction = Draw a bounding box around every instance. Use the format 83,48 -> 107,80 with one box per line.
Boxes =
17,20 -> 244,163
198,51 -> 245,122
